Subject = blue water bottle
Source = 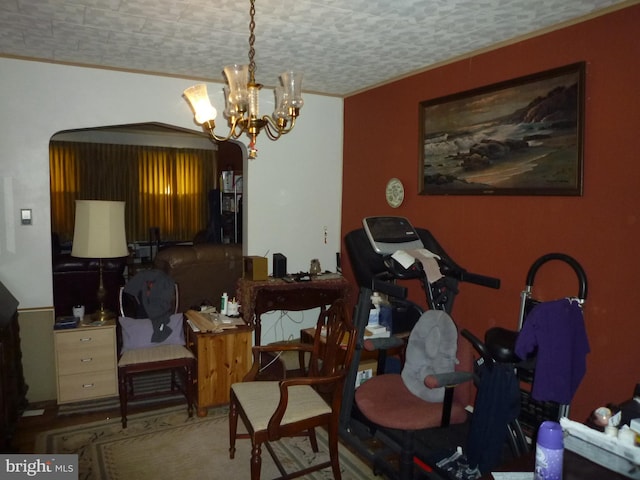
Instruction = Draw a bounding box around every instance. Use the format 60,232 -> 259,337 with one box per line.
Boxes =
535,421 -> 564,480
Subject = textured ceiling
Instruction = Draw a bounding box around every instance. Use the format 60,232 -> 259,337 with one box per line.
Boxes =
0,0 -> 633,97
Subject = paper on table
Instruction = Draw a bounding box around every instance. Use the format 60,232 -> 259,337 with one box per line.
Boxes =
491,473 -> 534,480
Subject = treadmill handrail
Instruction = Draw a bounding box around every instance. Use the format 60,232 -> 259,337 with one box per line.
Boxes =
442,266 -> 501,289
372,274 -> 408,299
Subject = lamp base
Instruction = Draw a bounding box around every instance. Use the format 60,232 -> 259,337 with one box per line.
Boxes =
91,308 -> 116,323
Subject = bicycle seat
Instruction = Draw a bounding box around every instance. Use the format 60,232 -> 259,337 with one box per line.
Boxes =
484,327 -> 520,363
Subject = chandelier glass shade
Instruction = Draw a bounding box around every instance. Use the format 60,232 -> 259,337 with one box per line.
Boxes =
183,0 -> 303,159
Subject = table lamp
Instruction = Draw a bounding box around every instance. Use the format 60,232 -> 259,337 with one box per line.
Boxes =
71,200 -> 128,322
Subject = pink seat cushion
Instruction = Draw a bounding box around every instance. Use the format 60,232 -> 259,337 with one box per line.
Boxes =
355,374 -> 467,431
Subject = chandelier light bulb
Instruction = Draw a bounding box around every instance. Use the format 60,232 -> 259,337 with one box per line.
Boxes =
280,71 -> 304,110
223,86 -> 239,119
224,64 -> 250,109
273,86 -> 288,120
183,84 -> 217,124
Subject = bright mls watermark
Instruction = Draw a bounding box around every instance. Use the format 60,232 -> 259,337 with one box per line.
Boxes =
0,455 -> 77,479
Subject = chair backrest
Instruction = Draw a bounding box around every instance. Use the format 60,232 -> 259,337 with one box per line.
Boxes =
119,283 -> 179,317
308,299 -> 357,383
116,279 -> 183,356
118,277 -> 180,318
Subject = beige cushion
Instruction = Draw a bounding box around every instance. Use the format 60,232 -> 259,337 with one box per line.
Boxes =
232,381 -> 331,432
118,344 -> 194,367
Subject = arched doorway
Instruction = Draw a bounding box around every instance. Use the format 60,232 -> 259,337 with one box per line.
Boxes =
49,122 -> 244,250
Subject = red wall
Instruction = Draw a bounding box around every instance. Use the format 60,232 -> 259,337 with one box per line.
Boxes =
342,4 -> 640,423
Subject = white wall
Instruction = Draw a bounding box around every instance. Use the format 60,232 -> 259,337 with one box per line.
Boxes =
0,57 -> 343,400
243,94 -> 344,273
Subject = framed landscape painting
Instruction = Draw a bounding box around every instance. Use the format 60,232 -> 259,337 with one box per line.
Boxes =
419,62 -> 585,196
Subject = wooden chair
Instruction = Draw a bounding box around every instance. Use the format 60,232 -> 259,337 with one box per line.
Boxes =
229,299 -> 357,480
116,270 -> 195,428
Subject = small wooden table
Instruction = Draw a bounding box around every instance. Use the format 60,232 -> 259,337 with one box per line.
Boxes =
237,274 -> 351,345
185,310 -> 252,416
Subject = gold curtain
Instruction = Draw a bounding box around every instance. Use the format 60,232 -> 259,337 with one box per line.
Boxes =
50,141 -> 217,244
49,143 -> 80,243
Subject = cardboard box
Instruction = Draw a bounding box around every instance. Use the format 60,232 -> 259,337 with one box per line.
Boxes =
243,256 -> 268,281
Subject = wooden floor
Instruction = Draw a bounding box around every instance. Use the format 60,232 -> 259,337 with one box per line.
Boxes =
10,400 -> 161,454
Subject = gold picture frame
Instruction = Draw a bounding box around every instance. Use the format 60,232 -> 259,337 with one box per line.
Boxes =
419,62 -> 585,196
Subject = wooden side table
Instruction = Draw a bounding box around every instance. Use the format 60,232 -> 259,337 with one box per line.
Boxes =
185,321 -> 252,416
237,274 -> 352,345
54,320 -> 118,404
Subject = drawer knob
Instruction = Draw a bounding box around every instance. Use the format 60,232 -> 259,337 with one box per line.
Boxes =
80,357 -> 93,363
80,337 -> 92,342
82,383 -> 95,389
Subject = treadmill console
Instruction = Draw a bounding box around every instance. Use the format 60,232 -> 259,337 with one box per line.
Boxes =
362,216 -> 424,255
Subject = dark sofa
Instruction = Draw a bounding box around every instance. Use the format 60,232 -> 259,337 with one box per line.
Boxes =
153,243 -> 243,312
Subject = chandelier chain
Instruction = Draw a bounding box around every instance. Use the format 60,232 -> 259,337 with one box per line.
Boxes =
248,0 -> 256,83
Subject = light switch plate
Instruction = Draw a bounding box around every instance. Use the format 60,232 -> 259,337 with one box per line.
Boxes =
20,209 -> 32,225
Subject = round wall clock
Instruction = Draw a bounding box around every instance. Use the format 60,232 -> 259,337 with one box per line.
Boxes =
385,178 -> 405,208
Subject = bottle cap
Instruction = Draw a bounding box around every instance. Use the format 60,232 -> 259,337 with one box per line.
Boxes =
537,421 -> 564,449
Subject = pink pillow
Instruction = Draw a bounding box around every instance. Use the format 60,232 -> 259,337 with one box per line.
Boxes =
119,313 -> 185,352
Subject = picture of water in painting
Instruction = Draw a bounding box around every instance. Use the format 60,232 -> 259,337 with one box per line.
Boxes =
422,67 -> 582,194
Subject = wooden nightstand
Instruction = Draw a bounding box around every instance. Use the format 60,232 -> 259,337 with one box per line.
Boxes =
54,320 -> 118,404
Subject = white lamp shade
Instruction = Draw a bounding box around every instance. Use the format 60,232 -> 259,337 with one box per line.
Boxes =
71,200 -> 128,258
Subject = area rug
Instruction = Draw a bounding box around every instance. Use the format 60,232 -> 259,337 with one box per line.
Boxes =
35,405 -> 373,480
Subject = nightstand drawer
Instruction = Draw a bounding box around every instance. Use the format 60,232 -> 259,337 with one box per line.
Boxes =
56,347 -> 116,375
57,370 -> 118,403
55,327 -> 114,350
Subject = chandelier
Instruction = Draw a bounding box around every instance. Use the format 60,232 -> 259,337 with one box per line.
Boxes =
182,0 -> 304,159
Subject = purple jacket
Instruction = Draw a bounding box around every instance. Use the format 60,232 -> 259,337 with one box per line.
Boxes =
515,298 -> 589,404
